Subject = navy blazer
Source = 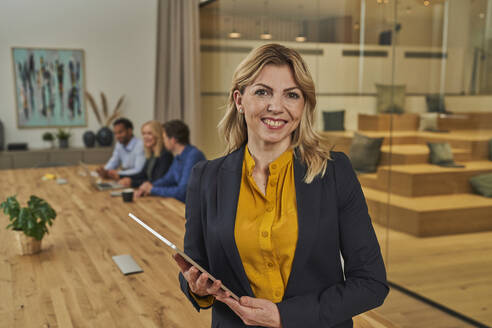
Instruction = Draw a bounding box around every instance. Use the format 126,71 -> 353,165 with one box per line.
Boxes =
179,146 -> 389,328
120,150 -> 173,188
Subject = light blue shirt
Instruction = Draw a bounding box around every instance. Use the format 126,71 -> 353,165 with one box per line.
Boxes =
104,136 -> 146,176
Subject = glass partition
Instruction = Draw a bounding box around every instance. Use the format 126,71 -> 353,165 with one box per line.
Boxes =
387,1 -> 492,327
199,1 -> 492,326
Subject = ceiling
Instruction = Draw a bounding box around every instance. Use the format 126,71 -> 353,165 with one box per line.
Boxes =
201,0 -> 449,20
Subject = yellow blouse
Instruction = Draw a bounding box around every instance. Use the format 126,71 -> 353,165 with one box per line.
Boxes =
234,146 -> 298,303
190,146 -> 298,307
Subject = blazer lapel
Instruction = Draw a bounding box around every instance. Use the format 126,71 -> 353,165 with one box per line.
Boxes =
284,155 -> 321,299
217,146 -> 255,297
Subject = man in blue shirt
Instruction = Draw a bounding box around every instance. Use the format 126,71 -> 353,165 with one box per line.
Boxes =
97,118 -> 146,180
135,120 -> 205,202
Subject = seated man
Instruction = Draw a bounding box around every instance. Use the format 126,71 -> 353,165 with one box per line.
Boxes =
97,118 -> 146,180
135,120 -> 205,202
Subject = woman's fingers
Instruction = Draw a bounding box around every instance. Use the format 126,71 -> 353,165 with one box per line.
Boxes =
206,279 -> 222,295
173,258 -> 229,299
186,266 -> 201,285
195,272 -> 209,290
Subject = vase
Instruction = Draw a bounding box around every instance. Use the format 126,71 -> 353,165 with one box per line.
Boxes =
43,140 -> 55,149
83,131 -> 96,148
96,126 -> 114,147
59,139 -> 69,149
14,230 -> 42,255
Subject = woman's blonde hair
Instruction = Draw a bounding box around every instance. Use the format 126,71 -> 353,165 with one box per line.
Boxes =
141,120 -> 164,158
218,43 -> 332,183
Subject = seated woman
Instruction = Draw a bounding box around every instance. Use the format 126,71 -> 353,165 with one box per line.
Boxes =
118,120 -> 173,188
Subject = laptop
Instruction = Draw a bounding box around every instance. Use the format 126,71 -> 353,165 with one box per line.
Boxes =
79,161 -> 124,191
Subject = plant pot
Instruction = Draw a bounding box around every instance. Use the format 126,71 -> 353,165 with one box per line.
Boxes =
44,140 -> 55,149
14,230 -> 42,255
59,139 -> 69,149
83,131 -> 96,148
96,126 -> 114,147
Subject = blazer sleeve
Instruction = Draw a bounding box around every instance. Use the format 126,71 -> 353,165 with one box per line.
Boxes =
120,159 -> 148,188
178,161 -> 214,311
277,152 -> 389,327
150,151 -> 173,183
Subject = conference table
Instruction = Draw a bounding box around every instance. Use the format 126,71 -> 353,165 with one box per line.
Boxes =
0,166 -> 396,328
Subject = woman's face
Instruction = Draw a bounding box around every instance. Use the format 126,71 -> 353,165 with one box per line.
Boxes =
234,64 -> 304,148
142,124 -> 156,149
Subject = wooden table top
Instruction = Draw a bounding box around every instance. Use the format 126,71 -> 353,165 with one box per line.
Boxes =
0,166 -> 396,328
0,166 -> 211,328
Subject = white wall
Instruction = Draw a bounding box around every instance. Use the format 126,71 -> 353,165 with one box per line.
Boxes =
201,39 -> 466,95
0,0 -> 158,149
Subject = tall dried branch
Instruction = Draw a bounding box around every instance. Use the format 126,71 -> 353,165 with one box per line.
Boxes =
114,95 -> 125,114
105,95 -> 125,126
101,92 -> 108,119
85,91 -> 102,126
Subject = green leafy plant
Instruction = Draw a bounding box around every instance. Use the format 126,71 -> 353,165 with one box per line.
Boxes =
1,195 -> 57,241
55,128 -> 71,141
42,132 -> 55,142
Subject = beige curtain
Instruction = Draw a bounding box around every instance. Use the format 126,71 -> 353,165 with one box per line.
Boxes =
155,0 -> 201,144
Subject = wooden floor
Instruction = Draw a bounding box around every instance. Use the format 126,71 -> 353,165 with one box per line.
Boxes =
374,287 -> 478,328
0,166 -> 397,328
373,222 -> 492,327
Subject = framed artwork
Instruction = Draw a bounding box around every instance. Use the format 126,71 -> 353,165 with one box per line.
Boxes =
11,47 -> 87,128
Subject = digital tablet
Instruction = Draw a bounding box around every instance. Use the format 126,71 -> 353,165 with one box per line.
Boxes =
128,213 -> 240,301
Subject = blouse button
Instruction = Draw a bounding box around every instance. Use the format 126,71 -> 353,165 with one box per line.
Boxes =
271,164 -> 277,170
267,262 -> 274,268
266,206 -> 274,212
275,291 -> 281,297
261,231 -> 269,238
269,181 -> 276,187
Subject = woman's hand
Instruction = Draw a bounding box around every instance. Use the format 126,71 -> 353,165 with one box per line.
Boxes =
216,295 -> 282,328
118,177 -> 131,187
135,182 -> 152,198
173,254 -> 228,298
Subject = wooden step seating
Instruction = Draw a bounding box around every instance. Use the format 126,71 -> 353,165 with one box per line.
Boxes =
438,112 -> 492,130
358,113 -> 419,131
359,161 -> 492,197
362,187 -> 492,237
358,112 -> 492,131
379,144 -> 471,165
321,129 -> 492,237
321,130 -> 492,160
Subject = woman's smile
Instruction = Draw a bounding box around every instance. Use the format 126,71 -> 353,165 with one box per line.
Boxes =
261,117 -> 287,129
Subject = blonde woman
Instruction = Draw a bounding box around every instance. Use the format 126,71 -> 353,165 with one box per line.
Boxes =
118,120 -> 173,188
174,44 -> 388,328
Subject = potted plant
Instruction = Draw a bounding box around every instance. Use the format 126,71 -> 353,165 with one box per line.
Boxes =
42,131 -> 55,148
56,128 -> 71,149
1,195 -> 56,255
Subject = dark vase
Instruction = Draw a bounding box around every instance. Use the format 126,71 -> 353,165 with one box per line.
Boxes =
96,126 -> 113,147
59,139 -> 69,149
83,131 -> 96,148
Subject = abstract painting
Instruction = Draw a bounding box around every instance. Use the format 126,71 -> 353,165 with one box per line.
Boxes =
12,47 -> 87,128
